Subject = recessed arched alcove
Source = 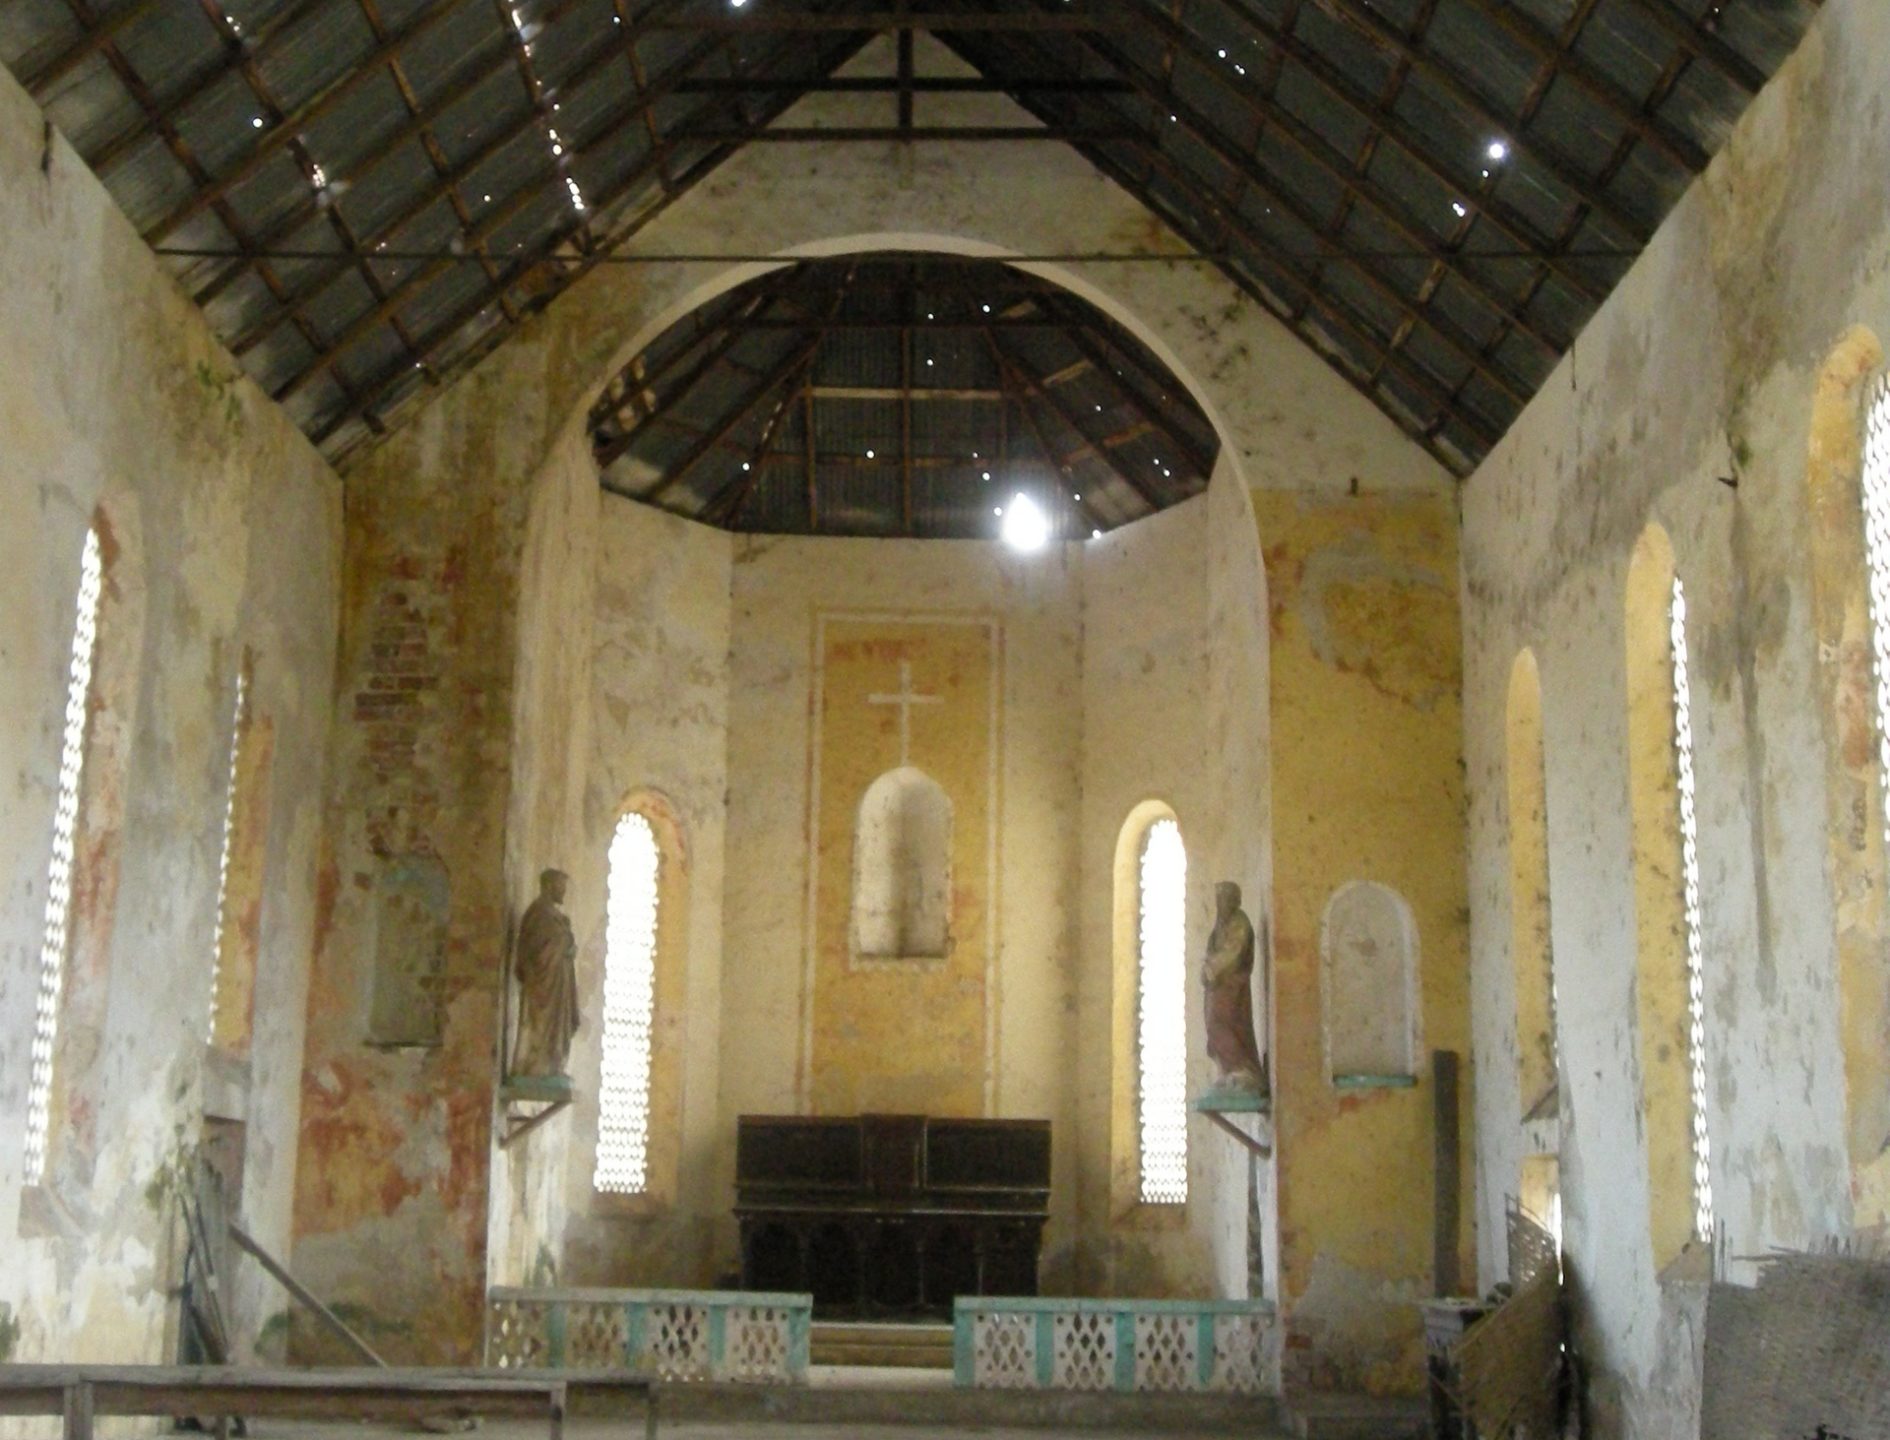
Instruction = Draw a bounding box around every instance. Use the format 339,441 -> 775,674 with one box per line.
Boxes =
584,252 -> 1223,541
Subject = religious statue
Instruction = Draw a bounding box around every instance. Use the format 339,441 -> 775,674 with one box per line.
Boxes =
511,868 -> 580,1079
1202,881 -> 1267,1093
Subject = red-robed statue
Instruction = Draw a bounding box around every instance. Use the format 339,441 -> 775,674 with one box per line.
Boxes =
511,868 -> 580,1079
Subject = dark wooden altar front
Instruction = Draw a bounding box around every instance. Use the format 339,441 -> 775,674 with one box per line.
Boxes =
735,1114 -> 1049,1319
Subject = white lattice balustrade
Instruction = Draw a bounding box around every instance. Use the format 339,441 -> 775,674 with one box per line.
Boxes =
486,1288 -> 809,1384
957,1297 -> 1276,1395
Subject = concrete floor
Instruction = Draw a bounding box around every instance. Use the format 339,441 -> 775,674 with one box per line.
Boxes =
252,1405 -> 1287,1440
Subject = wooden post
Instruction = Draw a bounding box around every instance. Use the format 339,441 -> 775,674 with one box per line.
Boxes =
62,1381 -> 93,1440
1433,1048 -> 1463,1297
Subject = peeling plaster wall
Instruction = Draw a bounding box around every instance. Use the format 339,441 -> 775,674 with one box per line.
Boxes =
720,534 -> 1086,1284
0,63 -> 341,1365
1460,0 -> 1879,1432
1260,489 -> 1471,1396
561,497 -> 732,1288
1075,477 -> 1263,1304
488,429 -> 605,1290
285,29 -> 1450,1364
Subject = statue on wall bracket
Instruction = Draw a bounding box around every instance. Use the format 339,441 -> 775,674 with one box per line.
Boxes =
510,867 -> 581,1087
1202,881 -> 1268,1101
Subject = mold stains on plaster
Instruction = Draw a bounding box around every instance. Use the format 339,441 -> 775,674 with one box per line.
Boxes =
1257,490 -> 1471,1396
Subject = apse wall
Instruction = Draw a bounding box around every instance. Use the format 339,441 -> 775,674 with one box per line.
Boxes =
719,530 -> 1088,1283
304,24 -> 1456,1374
0,61 -> 341,1364
1462,0 -> 1881,1433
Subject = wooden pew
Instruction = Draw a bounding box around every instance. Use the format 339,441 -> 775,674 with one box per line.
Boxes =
0,1366 -> 657,1440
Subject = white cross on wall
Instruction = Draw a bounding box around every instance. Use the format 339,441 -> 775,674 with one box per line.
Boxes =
866,659 -> 942,766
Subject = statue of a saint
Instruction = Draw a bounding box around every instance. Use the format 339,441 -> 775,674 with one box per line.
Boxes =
511,868 -> 580,1079
1203,881 -> 1266,1093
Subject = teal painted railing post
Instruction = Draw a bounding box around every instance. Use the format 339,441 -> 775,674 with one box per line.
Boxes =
546,1300 -> 567,1367
707,1304 -> 728,1379
952,1301 -> 974,1387
1113,1308 -> 1137,1392
788,1305 -> 811,1381
624,1301 -> 647,1374
1197,1313 -> 1216,1387
1034,1310 -> 1055,1387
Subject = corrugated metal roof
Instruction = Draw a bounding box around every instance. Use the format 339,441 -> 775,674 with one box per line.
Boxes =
1,0 -> 1823,485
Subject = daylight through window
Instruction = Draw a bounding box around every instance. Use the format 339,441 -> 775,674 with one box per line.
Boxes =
1861,375 -> 1890,851
25,527 -> 104,1186
595,811 -> 659,1194
1669,577 -> 1714,1242
1137,818 -> 1189,1205
207,671 -> 248,1042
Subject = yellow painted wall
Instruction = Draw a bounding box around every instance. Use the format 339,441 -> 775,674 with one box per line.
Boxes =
809,618 -> 998,1117
1256,489 -> 1472,1395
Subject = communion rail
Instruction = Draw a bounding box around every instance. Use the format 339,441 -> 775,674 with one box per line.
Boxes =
953,1296 -> 1278,1394
487,1287 -> 812,1384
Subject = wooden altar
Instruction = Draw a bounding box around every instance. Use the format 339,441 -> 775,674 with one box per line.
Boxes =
734,1114 -> 1050,1319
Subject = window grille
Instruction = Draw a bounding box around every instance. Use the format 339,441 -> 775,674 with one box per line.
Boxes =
1669,576 -> 1714,1242
1137,818 -> 1189,1205
595,812 -> 659,1194
1862,375 -> 1890,852
25,527 -> 103,1185
207,671 -> 248,1042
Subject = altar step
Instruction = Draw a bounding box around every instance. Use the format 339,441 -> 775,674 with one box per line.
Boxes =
810,1320 -> 954,1369
653,1380 -> 1284,1433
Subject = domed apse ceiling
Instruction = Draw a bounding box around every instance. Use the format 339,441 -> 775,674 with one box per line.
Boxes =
588,253 -> 1220,540
2,0 -> 1823,474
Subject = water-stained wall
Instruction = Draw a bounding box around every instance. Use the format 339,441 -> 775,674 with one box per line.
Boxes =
1462,0 -> 1882,1432
280,29 -> 1454,1374
0,62 -> 340,1366
1260,490 -> 1472,1395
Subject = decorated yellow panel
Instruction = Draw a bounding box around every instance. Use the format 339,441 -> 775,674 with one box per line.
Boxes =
805,615 -> 998,1117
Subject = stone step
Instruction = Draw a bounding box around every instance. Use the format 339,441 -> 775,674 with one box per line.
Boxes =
652,1378 -> 1287,1433
1281,1392 -> 1428,1440
810,1321 -> 954,1369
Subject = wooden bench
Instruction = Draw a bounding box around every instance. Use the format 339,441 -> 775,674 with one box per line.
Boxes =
0,1365 -> 657,1440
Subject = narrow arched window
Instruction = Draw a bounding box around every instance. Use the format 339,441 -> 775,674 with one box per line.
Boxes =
207,670 -> 248,1043
1862,374 -> 1890,843
1625,524 -> 1713,1265
1806,330 -> 1890,1225
25,525 -> 104,1185
1137,817 -> 1189,1205
595,811 -> 660,1194
1507,651 -> 1558,1122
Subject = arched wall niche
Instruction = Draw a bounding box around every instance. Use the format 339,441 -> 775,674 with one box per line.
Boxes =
1804,324 -> 1890,1225
1320,880 -> 1420,1082
851,765 -> 953,962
